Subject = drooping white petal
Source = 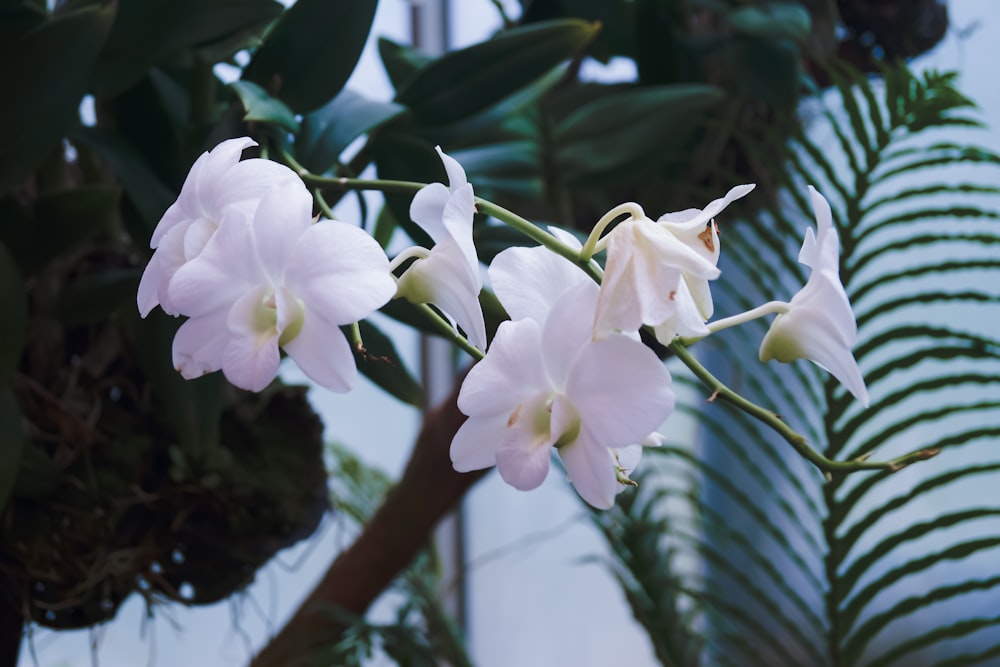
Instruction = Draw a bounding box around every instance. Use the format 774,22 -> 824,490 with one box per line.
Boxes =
395,238 -> 488,349
171,309 -> 230,379
441,182 -> 478,270
137,252 -> 168,318
595,217 -> 719,338
457,319 -> 546,418
222,286 -> 282,392
567,334 -> 675,448
437,145 -> 468,192
657,183 -> 755,236
489,242 -> 589,323
758,186 -> 868,406
284,221 -> 396,325
450,414 -> 508,472
651,276 -> 712,343
282,308 -> 358,393
409,183 -> 452,243
558,436 -> 619,510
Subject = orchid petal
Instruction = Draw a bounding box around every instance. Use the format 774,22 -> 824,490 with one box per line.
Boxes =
437,145 -> 468,192
495,392 -> 556,491
759,186 -> 868,406
172,309 -> 230,379
396,239 -> 487,349
489,244 -> 589,322
409,183 -> 452,243
282,309 -> 358,393
657,183 -> 755,232
251,182 -> 315,277
567,335 -> 675,448
457,319 -> 546,418
450,414 -> 507,472
558,436 -> 618,509
540,281 -> 600,388
222,286 -> 281,392
285,221 -> 395,325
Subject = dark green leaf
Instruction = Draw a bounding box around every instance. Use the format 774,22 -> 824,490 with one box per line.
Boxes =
229,80 -> 300,132
133,311 -> 224,465
0,387 -> 25,513
242,0 -> 378,113
397,19 -> 600,124
378,37 -> 434,92
69,126 -> 177,238
0,242 -> 26,380
297,90 -> 407,174
554,84 -> 723,181
723,36 -> 800,109
2,185 -> 121,272
0,3 -> 115,194
728,2 -> 810,44
57,268 -> 141,326
372,132 -> 439,248
354,320 -> 423,407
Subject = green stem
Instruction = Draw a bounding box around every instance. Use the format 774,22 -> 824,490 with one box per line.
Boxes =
416,303 -> 485,361
668,340 -> 939,476
580,202 -> 646,261
703,301 -> 789,335
304,175 -> 606,283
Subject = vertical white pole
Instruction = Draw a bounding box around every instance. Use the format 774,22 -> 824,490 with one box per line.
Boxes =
410,0 -> 468,638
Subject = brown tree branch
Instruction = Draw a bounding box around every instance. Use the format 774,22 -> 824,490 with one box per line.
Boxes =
249,372 -> 485,667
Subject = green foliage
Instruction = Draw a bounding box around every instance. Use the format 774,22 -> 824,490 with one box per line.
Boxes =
242,0 -> 377,113
604,63 -> 1000,666
0,3 -> 114,193
321,444 -> 473,667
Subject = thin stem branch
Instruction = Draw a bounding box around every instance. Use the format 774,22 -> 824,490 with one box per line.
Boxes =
417,303 -> 485,361
667,340 -> 939,476
704,301 -> 790,335
580,202 -> 646,261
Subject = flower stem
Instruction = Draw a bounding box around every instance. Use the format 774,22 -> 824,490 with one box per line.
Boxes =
705,301 -> 790,334
388,247 -> 430,273
580,202 -> 645,262
416,303 -> 485,361
668,340 -> 939,476
307,175 -> 606,284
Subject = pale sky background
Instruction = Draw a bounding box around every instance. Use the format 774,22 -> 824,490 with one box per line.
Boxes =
18,1 -> 1000,665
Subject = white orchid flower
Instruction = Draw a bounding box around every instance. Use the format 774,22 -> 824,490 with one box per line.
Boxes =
451,277 -> 675,509
759,186 -> 869,406
166,186 -> 396,393
655,184 -> 755,335
594,210 -> 721,342
396,146 -> 487,349
137,137 -> 303,317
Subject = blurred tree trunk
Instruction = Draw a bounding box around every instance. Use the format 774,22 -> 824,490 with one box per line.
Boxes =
249,372 -> 484,667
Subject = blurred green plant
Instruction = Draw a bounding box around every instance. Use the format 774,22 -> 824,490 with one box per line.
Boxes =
2,0 -> 990,666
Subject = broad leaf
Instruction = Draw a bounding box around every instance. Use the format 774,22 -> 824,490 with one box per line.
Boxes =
230,80 -> 300,132
297,90 -> 407,174
0,3 -> 115,194
242,0 -> 378,113
554,84 -> 723,182
354,320 -> 423,407
396,19 -> 599,125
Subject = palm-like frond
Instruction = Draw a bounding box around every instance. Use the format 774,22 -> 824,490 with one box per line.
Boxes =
610,63 -> 1000,666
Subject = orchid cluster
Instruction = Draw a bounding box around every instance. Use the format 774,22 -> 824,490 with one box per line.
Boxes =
139,138 -> 870,509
